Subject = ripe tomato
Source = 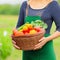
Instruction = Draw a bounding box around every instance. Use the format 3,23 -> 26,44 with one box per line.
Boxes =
24,32 -> 29,35
34,27 -> 41,32
22,29 -> 30,34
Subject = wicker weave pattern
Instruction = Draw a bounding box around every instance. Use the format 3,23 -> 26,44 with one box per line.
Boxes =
12,29 -> 45,50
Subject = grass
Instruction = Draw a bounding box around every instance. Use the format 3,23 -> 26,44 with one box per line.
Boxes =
0,15 -> 22,60
0,15 -> 60,60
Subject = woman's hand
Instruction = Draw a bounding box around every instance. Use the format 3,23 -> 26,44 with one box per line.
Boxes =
12,40 -> 20,50
33,37 -> 48,50
11,35 -> 20,50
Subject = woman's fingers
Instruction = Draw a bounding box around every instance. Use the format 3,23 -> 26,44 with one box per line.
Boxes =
11,35 -> 20,50
12,40 -> 16,44
13,44 -> 20,50
34,43 -> 42,50
39,37 -> 45,42
12,40 -> 20,50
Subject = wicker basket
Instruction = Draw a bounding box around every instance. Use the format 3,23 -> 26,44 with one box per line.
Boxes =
12,28 -> 45,51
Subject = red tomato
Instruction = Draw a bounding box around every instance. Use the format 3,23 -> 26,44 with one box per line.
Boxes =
24,32 -> 29,35
22,29 -> 29,34
34,27 -> 41,32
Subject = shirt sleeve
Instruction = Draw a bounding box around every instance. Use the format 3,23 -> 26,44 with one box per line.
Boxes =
16,1 -> 26,28
51,1 -> 60,32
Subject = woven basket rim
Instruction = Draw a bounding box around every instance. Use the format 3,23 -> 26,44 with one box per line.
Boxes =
13,29 -> 45,38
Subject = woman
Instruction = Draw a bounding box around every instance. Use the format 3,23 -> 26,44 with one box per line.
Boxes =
12,0 -> 60,60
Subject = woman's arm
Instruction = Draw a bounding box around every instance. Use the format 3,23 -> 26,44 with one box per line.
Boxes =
16,1 -> 26,28
46,1 -> 60,41
34,31 -> 60,50
45,31 -> 60,42
34,1 -> 60,50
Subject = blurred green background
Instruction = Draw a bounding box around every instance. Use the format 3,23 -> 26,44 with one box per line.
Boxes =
0,0 -> 60,60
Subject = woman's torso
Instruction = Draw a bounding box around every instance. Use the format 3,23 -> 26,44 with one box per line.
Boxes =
23,1 -> 56,34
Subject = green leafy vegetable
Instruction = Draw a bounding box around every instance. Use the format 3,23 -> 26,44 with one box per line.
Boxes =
31,20 -> 48,29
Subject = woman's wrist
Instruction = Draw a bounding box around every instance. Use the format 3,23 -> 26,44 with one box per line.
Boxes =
44,31 -> 60,42
45,37 -> 51,42
44,36 -> 52,43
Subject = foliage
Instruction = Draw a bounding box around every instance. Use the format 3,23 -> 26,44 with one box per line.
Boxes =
0,0 -> 60,15
0,4 -> 20,15
0,15 -> 17,60
0,34 -> 13,60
